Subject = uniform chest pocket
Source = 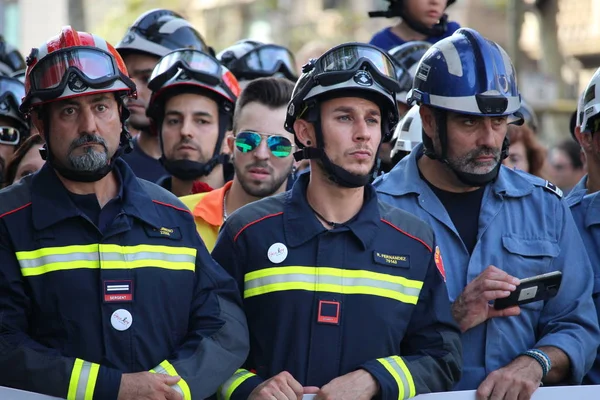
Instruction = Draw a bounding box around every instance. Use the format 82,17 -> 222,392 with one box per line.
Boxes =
501,236 -> 560,311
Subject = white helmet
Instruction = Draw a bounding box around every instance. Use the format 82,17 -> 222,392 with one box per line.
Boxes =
580,67 -> 600,133
391,105 -> 422,161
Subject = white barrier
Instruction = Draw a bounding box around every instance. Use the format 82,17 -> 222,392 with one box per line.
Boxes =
0,387 -> 61,399
412,385 -> 600,399
2,385 -> 600,399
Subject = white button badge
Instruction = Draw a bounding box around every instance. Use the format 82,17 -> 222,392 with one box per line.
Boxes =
111,309 -> 133,331
267,242 -> 288,264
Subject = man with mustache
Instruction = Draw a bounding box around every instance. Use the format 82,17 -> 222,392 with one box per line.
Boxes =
375,28 -> 599,399
180,77 -> 295,251
0,27 -> 248,399
212,42 -> 461,400
147,49 -> 239,197
116,9 -> 211,183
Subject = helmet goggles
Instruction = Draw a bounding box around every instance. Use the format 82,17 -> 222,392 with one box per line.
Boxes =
149,49 -> 238,102
313,44 -> 400,93
28,46 -> 132,102
234,45 -> 297,80
0,76 -> 25,108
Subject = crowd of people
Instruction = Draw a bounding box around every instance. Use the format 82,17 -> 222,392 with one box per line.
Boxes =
0,0 -> 599,399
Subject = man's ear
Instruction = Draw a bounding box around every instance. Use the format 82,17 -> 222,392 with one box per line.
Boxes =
226,133 -> 235,156
30,112 -> 46,142
419,105 -> 436,140
575,126 -> 593,152
293,119 -> 315,147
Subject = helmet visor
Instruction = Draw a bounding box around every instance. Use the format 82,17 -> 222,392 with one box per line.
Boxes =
30,48 -> 119,91
316,44 -> 400,93
0,76 -> 25,103
240,45 -> 297,79
150,49 -> 221,89
319,45 -> 396,78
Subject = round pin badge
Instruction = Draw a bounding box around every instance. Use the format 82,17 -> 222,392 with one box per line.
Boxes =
110,309 -> 133,331
267,242 -> 288,264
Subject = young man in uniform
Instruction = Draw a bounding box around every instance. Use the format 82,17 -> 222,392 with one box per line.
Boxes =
212,42 -> 462,400
375,28 -> 599,399
0,27 -> 248,400
146,48 -> 240,196
116,9 -> 210,183
180,77 -> 295,250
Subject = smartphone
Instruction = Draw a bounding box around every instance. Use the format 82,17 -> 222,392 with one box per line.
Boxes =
494,271 -> 562,310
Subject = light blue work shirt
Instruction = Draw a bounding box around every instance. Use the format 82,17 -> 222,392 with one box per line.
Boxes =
566,174 -> 600,385
373,144 -> 599,390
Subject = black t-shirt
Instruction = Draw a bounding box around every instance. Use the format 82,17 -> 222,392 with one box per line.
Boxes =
121,136 -> 168,183
426,181 -> 485,254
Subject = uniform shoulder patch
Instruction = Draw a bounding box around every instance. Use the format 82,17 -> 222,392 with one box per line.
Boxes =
543,180 -> 563,199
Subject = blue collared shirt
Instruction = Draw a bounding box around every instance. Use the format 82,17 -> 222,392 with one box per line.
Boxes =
566,174 -> 600,384
373,144 -> 600,389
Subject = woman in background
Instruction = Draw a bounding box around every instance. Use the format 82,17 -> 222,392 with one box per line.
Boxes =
503,123 -> 548,179
3,134 -> 45,187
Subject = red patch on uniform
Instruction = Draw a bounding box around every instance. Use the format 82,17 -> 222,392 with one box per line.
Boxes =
434,246 -> 446,281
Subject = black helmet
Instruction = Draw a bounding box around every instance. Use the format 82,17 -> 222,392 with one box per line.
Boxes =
0,75 -> 29,146
0,36 -> 26,76
116,9 -> 210,59
217,40 -> 298,82
388,41 -> 431,104
368,0 -> 457,36
285,42 -> 400,188
518,100 -> 539,133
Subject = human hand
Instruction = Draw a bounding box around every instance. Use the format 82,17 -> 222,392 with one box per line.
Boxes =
117,371 -> 183,400
248,371 -> 319,400
452,265 -> 521,332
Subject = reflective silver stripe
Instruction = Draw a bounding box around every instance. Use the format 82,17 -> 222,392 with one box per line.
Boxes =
245,273 -> 422,298
387,357 -> 411,398
18,252 -> 99,269
152,366 -> 184,396
100,252 -> 196,263
75,361 -> 94,399
220,370 -> 255,400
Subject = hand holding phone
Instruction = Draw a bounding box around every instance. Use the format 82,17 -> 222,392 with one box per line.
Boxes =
494,271 -> 562,310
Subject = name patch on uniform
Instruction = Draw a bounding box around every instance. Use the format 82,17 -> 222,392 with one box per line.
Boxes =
144,226 -> 182,240
317,300 -> 340,325
373,252 -> 410,268
104,280 -> 134,303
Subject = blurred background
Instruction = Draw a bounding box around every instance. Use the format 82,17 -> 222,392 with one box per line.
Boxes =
0,0 -> 599,143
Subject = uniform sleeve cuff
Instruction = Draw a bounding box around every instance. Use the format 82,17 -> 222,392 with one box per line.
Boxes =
219,369 -> 263,400
93,366 -> 122,400
361,357 -> 416,400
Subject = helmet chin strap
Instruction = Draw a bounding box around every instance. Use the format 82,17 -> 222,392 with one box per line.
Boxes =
39,97 -> 134,183
422,109 -> 508,187
158,108 -> 230,181
401,12 -> 449,37
293,107 -> 378,189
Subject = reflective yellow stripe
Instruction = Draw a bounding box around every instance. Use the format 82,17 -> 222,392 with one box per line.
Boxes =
66,359 -> 100,400
67,359 -> 84,400
16,244 -> 197,277
377,356 -> 415,400
150,360 -> 192,400
244,266 -> 423,304
219,369 -> 256,400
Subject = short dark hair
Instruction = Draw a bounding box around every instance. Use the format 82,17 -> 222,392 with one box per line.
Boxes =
555,138 -> 584,169
232,77 -> 294,133
4,133 -> 45,187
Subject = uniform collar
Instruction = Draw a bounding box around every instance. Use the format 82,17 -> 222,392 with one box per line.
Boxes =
191,181 -> 232,227
31,158 -> 164,231
375,143 -> 535,198
582,190 -> 600,228
565,175 -> 588,207
283,173 -> 380,250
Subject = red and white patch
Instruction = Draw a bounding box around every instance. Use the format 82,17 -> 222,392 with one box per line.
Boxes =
434,246 -> 446,281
